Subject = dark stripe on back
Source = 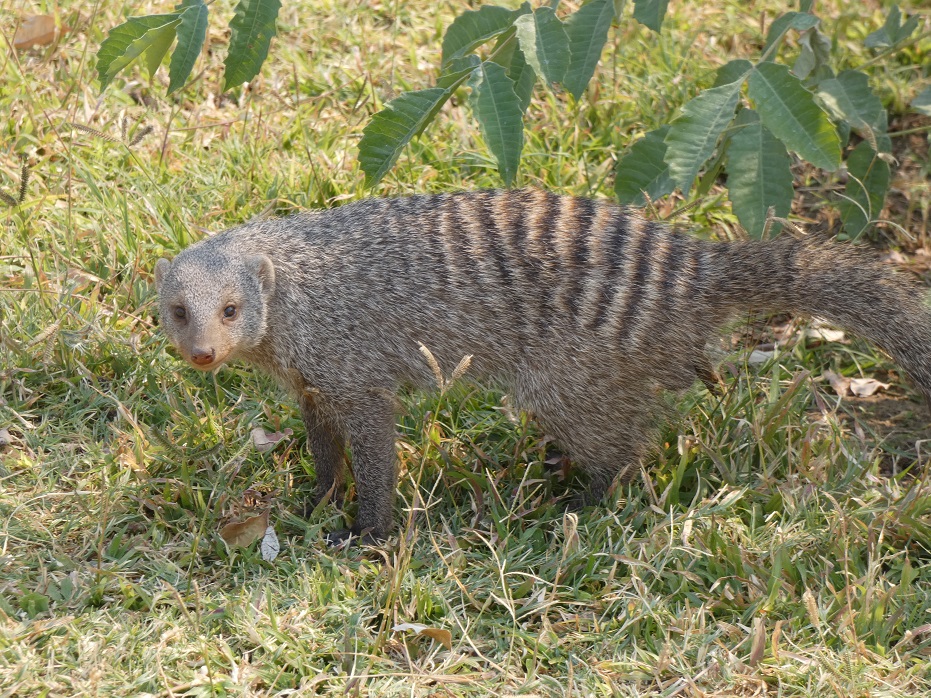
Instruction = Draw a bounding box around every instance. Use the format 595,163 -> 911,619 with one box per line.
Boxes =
441,194 -> 477,288
477,191 -> 516,292
537,192 -> 563,333
616,223 -> 657,347
588,210 -> 631,330
563,197 -> 596,316
660,232 -> 687,299
513,190 -> 540,288
418,195 -> 455,303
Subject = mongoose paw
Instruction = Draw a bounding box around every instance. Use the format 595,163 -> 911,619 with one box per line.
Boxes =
564,494 -> 590,514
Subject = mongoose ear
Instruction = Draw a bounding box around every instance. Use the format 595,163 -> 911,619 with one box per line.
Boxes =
154,258 -> 172,291
248,255 -> 275,295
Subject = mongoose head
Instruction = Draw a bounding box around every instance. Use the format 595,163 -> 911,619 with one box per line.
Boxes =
154,248 -> 275,371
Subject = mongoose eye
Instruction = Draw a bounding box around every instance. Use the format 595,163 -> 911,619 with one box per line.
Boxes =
173,306 -> 186,319
223,305 -> 237,319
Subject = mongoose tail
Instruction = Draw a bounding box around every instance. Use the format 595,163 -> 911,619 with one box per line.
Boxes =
712,235 -> 931,403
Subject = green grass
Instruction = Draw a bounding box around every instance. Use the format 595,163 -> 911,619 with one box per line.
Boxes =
2,0 -> 931,695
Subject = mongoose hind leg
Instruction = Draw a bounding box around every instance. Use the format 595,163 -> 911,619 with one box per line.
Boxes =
300,392 -> 348,514
523,381 -> 658,510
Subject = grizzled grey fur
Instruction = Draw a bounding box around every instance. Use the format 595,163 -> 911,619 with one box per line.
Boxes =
154,189 -> 931,542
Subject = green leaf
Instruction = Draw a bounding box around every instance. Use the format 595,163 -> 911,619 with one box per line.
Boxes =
168,0 -> 209,94
762,12 -> 818,58
143,23 -> 178,77
865,5 -> 919,49
437,55 -> 481,88
632,0 -> 668,33
563,0 -> 615,100
489,34 -> 536,112
223,0 -> 282,91
664,79 -> 742,193
712,59 -> 752,88
725,110 -> 793,239
910,86 -> 931,116
792,26 -> 832,81
507,45 -> 536,113
615,125 -> 674,206
97,14 -> 183,91
839,141 -> 890,239
18,591 -> 49,618
747,62 -> 841,171
514,7 -> 570,85
817,70 -> 889,153
358,88 -> 454,187
469,62 -> 524,185
441,5 -> 523,68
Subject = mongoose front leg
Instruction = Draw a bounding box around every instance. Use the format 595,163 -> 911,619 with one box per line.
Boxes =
327,393 -> 398,545
299,392 -> 348,511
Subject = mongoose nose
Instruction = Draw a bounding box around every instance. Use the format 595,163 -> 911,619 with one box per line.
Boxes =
190,348 -> 216,366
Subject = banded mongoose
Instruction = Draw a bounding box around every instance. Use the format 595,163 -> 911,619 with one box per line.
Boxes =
154,189 -> 931,543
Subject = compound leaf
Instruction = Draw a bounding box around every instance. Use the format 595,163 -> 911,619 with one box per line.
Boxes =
725,109 -> 793,239
358,88 -> 454,187
913,86 -> 931,116
98,14 -> 182,90
839,141 -> 890,238
664,79 -> 742,193
615,125 -> 674,206
223,0 -> 282,90
441,4 -> 524,67
563,0 -> 615,100
514,7 -> 570,85
817,70 -> 889,153
168,0 -> 209,94
632,0 -> 669,32
748,62 -> 840,171
470,61 -> 524,185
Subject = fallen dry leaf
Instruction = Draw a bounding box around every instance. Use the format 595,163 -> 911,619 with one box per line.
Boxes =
14,16 -> 60,50
822,370 -> 851,397
748,617 -> 766,667
260,525 -> 280,562
849,378 -> 890,397
219,511 -> 269,548
806,326 -> 846,343
251,427 -> 292,453
392,622 -> 453,650
747,349 -> 774,365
